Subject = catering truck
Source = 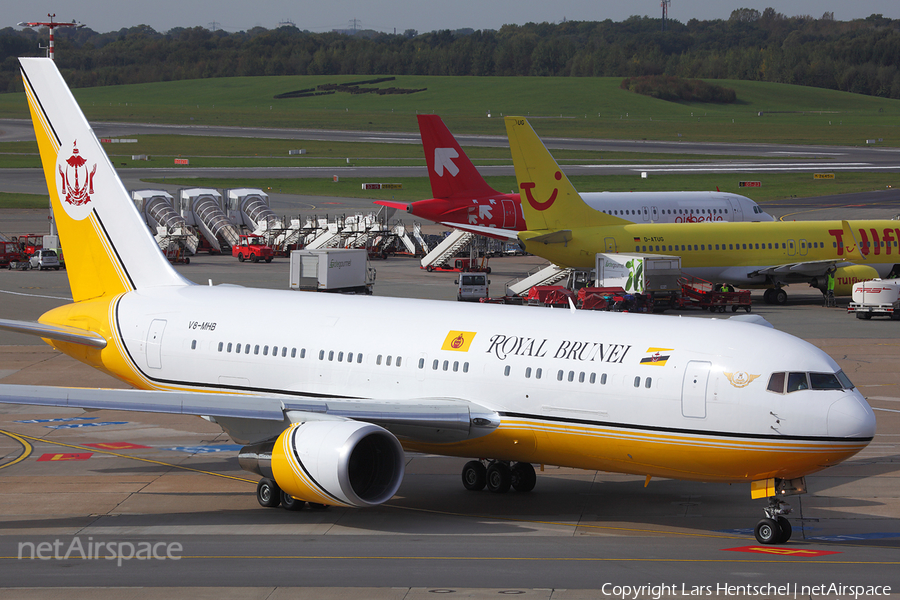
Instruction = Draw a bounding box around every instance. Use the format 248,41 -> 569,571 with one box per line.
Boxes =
289,248 -> 375,294
847,278 -> 900,320
594,253 -> 682,294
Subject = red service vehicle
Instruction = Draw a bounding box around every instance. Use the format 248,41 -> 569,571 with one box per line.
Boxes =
232,235 -> 274,263
15,234 -> 44,256
1,241 -> 25,268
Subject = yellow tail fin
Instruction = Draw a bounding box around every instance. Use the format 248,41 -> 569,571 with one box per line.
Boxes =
504,116 -> 628,231
20,58 -> 187,302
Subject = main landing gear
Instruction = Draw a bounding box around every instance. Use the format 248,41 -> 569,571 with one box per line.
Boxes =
461,460 -> 536,493
763,287 -> 788,305
754,497 -> 793,544
256,478 -> 329,512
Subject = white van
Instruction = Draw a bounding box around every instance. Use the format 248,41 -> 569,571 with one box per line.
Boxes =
456,273 -> 489,302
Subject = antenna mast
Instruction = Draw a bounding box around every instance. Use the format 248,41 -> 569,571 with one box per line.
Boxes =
17,13 -> 85,60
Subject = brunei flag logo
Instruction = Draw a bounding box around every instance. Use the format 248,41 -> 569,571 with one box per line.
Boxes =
442,331 -> 476,352
640,347 -> 672,366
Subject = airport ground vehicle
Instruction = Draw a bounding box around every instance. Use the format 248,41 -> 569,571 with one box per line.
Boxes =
848,278 -> 900,320
232,235 -> 274,263
289,248 -> 375,294
0,242 -> 24,268
679,275 -> 752,313
28,248 -> 60,271
456,272 -> 489,301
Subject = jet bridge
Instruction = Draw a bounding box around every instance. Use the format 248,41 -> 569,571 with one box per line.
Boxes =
132,190 -> 199,259
179,188 -> 241,253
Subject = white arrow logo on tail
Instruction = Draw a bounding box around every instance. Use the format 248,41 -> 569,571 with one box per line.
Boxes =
434,147 -> 460,177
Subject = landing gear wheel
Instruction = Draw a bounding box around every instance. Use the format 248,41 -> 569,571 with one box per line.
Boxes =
256,478 -> 281,508
774,288 -> 787,305
754,518 -> 783,544
486,462 -> 512,493
281,491 -> 306,511
763,289 -> 774,304
462,460 -> 487,491
511,462 -> 536,492
776,516 -> 792,543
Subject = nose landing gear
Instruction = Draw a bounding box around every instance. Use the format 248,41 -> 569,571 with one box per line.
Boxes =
755,497 -> 793,544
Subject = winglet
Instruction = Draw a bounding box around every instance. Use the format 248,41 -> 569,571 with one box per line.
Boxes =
504,116 -> 628,231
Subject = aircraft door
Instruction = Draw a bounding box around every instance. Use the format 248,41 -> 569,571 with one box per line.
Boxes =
604,237 -> 617,252
728,198 -> 743,221
651,206 -> 659,222
787,239 -> 796,257
641,206 -> 650,222
146,319 -> 166,369
799,238 -> 808,256
501,199 -> 517,228
681,361 -> 710,418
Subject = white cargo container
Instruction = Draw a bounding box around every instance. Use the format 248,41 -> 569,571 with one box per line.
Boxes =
848,278 -> 900,320
594,253 -> 682,293
289,249 -> 375,294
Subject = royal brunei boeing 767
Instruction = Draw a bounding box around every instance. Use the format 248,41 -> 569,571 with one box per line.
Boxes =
0,59 -> 876,545
494,116 -> 900,304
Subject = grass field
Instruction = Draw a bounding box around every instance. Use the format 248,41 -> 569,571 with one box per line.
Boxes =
1,75 -> 898,145
139,172 -> 898,205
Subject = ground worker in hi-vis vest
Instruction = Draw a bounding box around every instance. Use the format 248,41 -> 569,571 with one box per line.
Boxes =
825,267 -> 836,307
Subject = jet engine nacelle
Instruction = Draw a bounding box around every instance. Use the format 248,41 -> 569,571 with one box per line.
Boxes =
239,420 -> 405,508
811,265 -> 881,296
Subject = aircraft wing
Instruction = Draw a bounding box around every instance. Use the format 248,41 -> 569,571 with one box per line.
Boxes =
439,222 -> 520,240
0,384 -> 499,444
0,318 -> 107,348
751,259 -> 853,278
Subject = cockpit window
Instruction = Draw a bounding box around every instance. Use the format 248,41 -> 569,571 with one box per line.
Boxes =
809,373 -> 843,390
786,372 -> 809,392
767,370 -> 855,394
837,371 -> 855,390
766,372 -> 785,394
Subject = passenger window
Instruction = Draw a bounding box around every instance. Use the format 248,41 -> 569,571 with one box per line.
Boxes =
536,368 -> 542,379
328,350 -> 334,361
645,377 -> 652,388
443,360 -> 449,371
263,346 -> 269,356
396,356 -> 402,367
338,351 -> 344,362
634,376 -> 640,387
567,371 -> 574,382
526,367 -> 532,378
463,362 -> 469,373
432,359 -> 439,370
347,352 -> 353,362
227,343 -> 233,353
453,361 -> 458,372
291,348 -> 296,358
254,345 -> 259,355
386,355 -> 392,366
418,358 -> 425,369
557,370 -> 564,381
376,354 -> 382,365
579,372 -> 585,383
767,372 -> 785,393
319,350 -> 325,360
787,372 -> 809,392
357,354 -> 362,363
192,340 -> 197,350
272,346 -> 278,356
590,373 -> 596,384
600,373 -> 607,384
504,365 -> 510,376
300,348 -> 306,359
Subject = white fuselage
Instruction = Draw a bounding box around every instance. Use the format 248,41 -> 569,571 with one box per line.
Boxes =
109,285 -> 873,481
581,191 -> 774,224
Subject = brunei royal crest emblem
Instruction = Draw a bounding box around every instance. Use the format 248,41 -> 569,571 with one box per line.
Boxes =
58,140 -> 97,207
724,371 -> 761,388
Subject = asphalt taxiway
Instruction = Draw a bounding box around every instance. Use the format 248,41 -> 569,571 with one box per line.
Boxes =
1,209 -> 899,595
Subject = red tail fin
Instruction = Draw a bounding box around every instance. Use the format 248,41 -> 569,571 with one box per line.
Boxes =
418,115 -> 499,199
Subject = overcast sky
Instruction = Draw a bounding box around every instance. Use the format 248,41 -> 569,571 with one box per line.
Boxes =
6,0 -> 898,35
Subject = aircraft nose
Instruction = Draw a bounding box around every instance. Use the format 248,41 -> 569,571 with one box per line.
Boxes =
827,394 -> 876,438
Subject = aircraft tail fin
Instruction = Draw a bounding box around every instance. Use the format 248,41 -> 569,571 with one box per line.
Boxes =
19,58 -> 188,302
418,114 -> 499,199
504,116 -> 628,231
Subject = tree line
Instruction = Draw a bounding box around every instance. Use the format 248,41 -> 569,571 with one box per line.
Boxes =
1,9 -> 899,99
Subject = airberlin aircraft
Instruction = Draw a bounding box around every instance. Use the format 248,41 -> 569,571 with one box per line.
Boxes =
374,115 -> 773,233
491,116 -> 900,304
0,59 -> 875,545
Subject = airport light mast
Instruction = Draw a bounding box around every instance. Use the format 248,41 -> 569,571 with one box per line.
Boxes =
17,14 -> 85,61
661,0 -> 670,31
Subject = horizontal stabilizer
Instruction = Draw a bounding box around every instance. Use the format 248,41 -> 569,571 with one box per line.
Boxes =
373,200 -> 409,211
0,318 -> 107,348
